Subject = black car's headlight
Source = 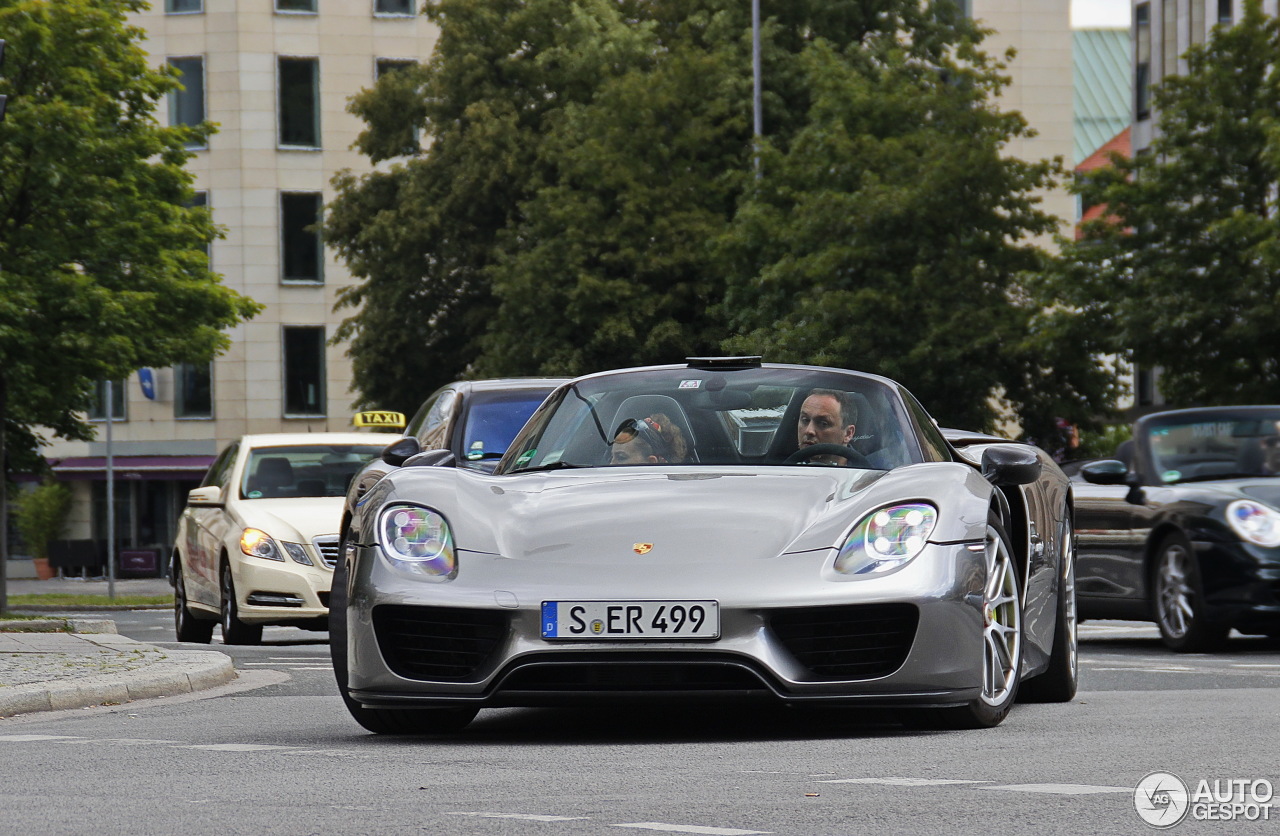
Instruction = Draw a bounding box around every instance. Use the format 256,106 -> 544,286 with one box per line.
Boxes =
240,528 -> 284,561
1227,500 -> 1280,547
834,503 -> 938,576
378,504 -> 457,579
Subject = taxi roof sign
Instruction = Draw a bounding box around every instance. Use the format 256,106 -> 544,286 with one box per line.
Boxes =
353,410 -> 406,429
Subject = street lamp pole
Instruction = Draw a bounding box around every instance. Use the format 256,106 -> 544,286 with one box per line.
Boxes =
752,0 -> 762,177
106,381 -> 115,600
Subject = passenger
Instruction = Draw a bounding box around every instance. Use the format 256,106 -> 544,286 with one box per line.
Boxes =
796,388 -> 857,465
609,414 -> 689,465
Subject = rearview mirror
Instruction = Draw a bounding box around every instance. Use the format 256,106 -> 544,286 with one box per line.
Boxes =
1080,459 -> 1131,486
187,486 -> 223,506
381,437 -> 421,467
980,445 -> 1041,487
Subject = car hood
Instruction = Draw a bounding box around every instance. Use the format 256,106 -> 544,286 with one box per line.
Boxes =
1186,479 -> 1280,509
234,496 -> 344,541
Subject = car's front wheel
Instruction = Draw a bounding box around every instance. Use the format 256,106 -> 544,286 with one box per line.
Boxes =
220,561 -> 263,646
1153,533 -> 1228,652
919,516 -> 1023,729
329,529 -> 478,735
174,558 -> 214,644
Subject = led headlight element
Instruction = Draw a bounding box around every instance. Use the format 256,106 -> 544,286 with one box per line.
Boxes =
834,503 -> 938,575
379,504 -> 457,578
1227,499 -> 1280,547
240,528 -> 283,561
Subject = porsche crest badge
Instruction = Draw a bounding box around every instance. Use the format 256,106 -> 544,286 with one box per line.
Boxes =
633,543 -> 654,555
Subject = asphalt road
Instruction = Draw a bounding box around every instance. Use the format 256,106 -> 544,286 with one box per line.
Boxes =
2,611 -> 1277,836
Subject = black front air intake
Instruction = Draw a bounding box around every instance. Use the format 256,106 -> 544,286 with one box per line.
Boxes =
372,605 -> 509,681
769,603 -> 919,680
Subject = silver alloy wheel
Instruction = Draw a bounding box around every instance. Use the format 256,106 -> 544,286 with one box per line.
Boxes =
1062,525 -> 1079,683
1156,541 -> 1194,640
980,523 -> 1022,707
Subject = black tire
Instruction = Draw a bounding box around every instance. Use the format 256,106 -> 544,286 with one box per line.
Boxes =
1152,533 -> 1229,652
1020,517 -> 1078,703
329,528 -> 477,735
174,559 -> 215,644
917,515 -> 1023,729
220,561 -> 263,646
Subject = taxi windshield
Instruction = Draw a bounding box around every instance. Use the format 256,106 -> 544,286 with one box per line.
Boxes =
241,444 -> 385,499
498,366 -> 920,473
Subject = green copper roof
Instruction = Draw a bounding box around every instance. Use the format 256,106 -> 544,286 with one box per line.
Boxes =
1074,28 -> 1131,165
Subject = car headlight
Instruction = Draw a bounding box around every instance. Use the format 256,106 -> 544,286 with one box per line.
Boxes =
1227,500 -> 1280,547
240,528 -> 284,562
281,542 -> 313,566
834,503 -> 938,576
378,504 -> 457,579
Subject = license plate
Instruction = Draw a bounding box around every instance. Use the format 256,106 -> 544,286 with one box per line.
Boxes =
541,600 -> 720,640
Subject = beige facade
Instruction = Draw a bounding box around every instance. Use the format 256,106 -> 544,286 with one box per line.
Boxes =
34,1 -> 1075,565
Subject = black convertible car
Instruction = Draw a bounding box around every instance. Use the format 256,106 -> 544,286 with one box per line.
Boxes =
1075,406 -> 1280,650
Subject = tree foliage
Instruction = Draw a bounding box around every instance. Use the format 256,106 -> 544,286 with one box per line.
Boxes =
0,0 -> 261,458
329,0 -> 1095,434
1045,0 -> 1280,407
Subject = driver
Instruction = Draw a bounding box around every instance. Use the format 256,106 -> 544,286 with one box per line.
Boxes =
796,388 -> 857,465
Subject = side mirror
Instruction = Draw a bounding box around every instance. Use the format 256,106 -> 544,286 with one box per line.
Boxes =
1080,459 -> 1131,486
187,485 -> 223,506
381,437 -> 421,467
403,449 -> 456,468
980,445 -> 1041,487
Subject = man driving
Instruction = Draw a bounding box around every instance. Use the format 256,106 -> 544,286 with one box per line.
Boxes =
796,388 -> 857,465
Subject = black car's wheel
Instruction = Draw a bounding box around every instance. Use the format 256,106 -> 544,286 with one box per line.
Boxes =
173,559 -> 214,644
330,528 -> 478,735
220,561 -> 263,646
1019,517 -> 1077,703
784,443 -> 873,469
920,516 -> 1023,729
1153,533 -> 1228,652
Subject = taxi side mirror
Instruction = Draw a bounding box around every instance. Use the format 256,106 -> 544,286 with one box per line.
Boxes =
187,486 -> 224,507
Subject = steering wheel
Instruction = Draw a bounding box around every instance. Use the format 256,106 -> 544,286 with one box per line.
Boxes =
784,443 -> 873,469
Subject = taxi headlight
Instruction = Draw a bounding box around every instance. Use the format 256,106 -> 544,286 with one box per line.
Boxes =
834,503 -> 938,576
378,504 -> 457,579
1227,500 -> 1280,547
240,528 -> 284,561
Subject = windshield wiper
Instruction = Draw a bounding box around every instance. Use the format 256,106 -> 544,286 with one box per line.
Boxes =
509,461 -> 585,474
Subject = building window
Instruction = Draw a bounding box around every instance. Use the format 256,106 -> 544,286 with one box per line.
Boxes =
88,380 -> 126,421
166,0 -> 203,12
283,327 -> 326,416
167,57 -> 206,148
376,58 -> 416,78
1161,0 -> 1177,79
280,192 -> 323,283
276,0 -> 317,12
1135,3 -> 1151,120
375,0 -> 414,14
278,57 -> 320,148
1218,0 -> 1233,24
175,362 -> 213,419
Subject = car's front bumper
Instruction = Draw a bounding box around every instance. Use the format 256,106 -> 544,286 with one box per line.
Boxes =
231,555 -> 334,625
345,540 -> 991,709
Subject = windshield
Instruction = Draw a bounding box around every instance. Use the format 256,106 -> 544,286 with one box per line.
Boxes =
497,366 -> 921,474
241,444 -> 386,499
460,390 -> 555,464
1147,414 -> 1280,483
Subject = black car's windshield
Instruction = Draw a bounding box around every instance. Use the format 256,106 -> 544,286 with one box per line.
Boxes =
460,390 -> 555,463
1147,413 -> 1280,483
498,366 -> 923,473
242,444 -> 386,499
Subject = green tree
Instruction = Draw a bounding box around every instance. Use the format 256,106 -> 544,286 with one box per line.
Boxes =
12,478 -> 71,562
1046,0 -> 1280,407
0,0 -> 261,610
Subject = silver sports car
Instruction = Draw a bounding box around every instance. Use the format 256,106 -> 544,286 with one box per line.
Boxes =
331,359 -> 1077,734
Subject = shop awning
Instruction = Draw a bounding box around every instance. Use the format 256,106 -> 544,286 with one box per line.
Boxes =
50,455 -> 216,481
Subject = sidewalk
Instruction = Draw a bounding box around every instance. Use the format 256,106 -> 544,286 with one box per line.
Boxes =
0,578 -> 237,718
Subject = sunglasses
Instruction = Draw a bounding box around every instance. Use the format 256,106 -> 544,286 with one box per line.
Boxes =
612,416 -> 673,459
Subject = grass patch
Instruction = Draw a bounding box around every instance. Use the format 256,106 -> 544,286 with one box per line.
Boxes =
3,593 -> 173,609
0,612 -> 51,622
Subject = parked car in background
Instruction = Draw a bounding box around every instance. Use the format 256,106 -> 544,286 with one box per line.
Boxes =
1075,406 -> 1280,651
172,432 -> 398,644
348,378 -> 569,501
330,359 -> 1076,735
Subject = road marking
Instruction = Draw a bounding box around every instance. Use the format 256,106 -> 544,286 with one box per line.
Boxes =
978,783 -> 1132,795
819,777 -> 990,787
613,825 -> 771,835
0,735 -> 80,742
184,743 -> 298,752
446,813 -> 590,822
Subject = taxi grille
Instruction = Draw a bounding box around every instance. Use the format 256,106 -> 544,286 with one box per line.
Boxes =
313,536 -> 340,569
769,603 -> 918,680
373,605 -> 508,681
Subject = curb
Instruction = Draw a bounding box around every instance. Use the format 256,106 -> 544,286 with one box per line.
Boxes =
0,618 -> 119,634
